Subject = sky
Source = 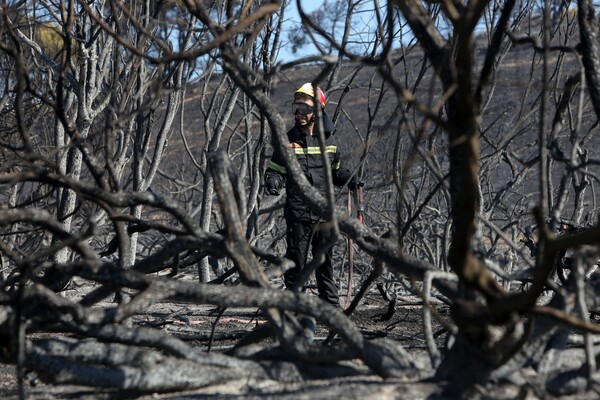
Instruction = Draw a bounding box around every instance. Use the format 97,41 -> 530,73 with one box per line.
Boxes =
277,1 -> 321,62
275,1 -> 392,63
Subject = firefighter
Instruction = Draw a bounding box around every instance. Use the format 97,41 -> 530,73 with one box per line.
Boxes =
265,82 -> 362,306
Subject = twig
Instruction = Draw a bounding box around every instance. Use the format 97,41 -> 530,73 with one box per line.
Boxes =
423,271 -> 459,368
575,248 -> 596,383
208,307 -> 227,353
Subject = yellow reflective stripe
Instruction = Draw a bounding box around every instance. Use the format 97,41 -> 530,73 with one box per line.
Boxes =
293,145 -> 337,155
332,161 -> 341,170
268,160 -> 287,174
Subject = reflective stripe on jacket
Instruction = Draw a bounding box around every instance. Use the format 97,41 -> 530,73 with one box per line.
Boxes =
266,122 -> 351,222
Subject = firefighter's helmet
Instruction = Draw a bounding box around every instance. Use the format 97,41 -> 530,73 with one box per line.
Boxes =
295,83 -> 326,108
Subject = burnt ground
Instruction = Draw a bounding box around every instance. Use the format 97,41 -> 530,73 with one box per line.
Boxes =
0,276 -> 597,399
0,272 -> 448,400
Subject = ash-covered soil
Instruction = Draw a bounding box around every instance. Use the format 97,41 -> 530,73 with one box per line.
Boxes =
0,278 -> 595,400
0,275 -> 445,399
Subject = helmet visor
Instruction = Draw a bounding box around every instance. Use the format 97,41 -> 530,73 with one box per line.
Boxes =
293,102 -> 313,115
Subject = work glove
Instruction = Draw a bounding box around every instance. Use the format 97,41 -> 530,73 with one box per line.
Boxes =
348,178 -> 364,190
265,176 -> 281,195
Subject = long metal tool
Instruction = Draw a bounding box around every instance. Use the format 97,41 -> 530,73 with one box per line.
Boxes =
344,186 -> 364,310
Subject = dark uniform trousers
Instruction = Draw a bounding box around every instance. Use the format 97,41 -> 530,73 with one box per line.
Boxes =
284,219 -> 339,307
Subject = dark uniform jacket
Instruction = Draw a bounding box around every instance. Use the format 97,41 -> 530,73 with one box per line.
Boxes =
265,112 -> 352,222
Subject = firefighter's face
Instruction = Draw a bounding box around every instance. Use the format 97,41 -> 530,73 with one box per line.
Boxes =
293,95 -> 314,126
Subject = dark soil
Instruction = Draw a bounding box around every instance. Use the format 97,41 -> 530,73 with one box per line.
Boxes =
0,279 -> 594,399
0,276 -> 450,399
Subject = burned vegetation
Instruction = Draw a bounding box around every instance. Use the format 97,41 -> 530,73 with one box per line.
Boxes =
3,1 -> 600,399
